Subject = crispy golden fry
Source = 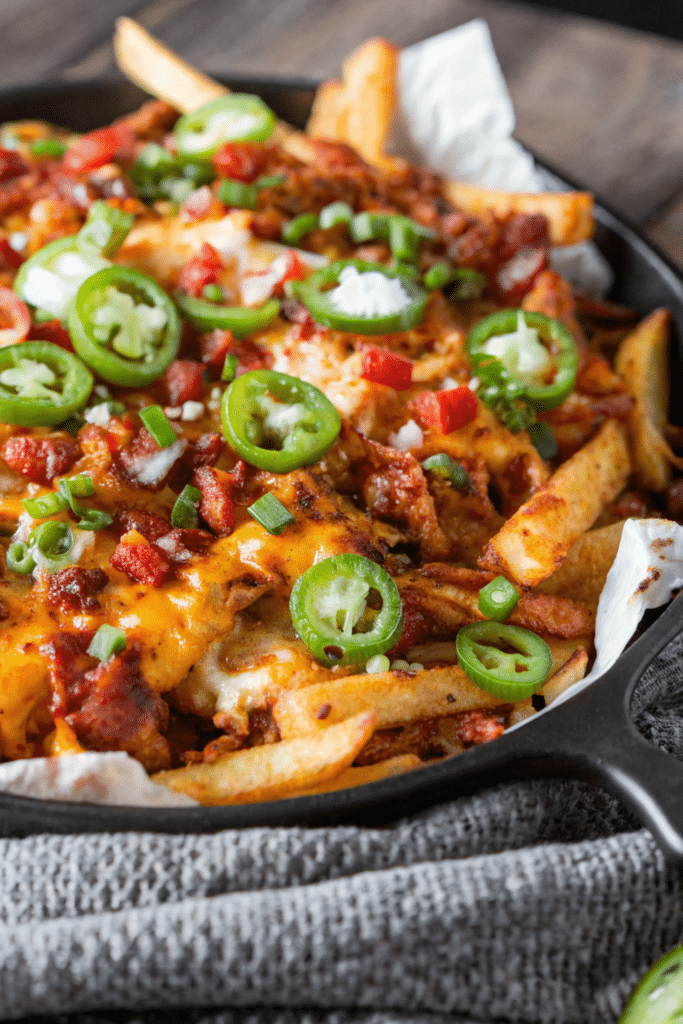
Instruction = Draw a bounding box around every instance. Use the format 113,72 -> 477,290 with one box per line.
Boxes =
151,710 -> 375,804
537,521 -> 625,611
113,17 -> 315,163
274,638 -> 586,740
614,308 -> 683,491
479,419 -> 631,588
509,645 -> 589,724
444,181 -> 594,246
290,754 -> 423,796
307,38 -> 398,168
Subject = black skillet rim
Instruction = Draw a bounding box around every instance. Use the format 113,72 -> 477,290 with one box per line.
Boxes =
0,76 -> 681,836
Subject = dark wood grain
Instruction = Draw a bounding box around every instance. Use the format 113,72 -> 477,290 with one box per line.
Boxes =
0,0 -> 681,267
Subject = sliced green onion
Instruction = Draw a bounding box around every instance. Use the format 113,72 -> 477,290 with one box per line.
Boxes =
255,174 -> 287,190
478,575 -> 520,621
65,474 -> 95,498
76,508 -> 113,532
217,179 -> 257,210
202,283 -> 224,303
7,540 -> 36,574
221,353 -> 238,382
282,212 -> 319,245
171,484 -> 202,529
87,624 -> 126,661
248,492 -> 295,535
319,201 -> 353,230
135,142 -> 176,173
424,263 -> 486,299
366,653 -> 390,674
30,138 -> 67,158
421,453 -> 471,490
527,421 -> 558,460
139,405 -> 177,448
388,218 -> 420,263
423,262 -> 452,291
31,520 -> 74,565
22,491 -> 68,518
78,200 -> 135,258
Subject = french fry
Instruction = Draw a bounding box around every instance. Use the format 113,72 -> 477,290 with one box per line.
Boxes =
113,17 -> 315,163
479,419 -> 631,588
537,521 -> 625,611
274,638 -> 586,740
614,309 -> 683,491
306,38 -> 398,168
444,181 -> 594,246
151,710 -> 375,804
290,754 -> 423,796
508,645 -> 588,725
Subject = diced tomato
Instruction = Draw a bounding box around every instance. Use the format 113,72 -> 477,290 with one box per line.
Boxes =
360,347 -> 413,390
0,149 -> 28,183
27,318 -> 74,351
273,250 -> 308,295
200,328 -> 233,372
0,238 -> 23,270
212,142 -> 268,182
180,185 -> 214,222
0,288 -> 30,346
412,387 -> 478,434
62,125 -> 135,174
177,242 -> 223,298
110,541 -> 174,588
164,360 -> 204,406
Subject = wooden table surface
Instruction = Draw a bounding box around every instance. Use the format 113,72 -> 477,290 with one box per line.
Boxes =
0,0 -> 681,269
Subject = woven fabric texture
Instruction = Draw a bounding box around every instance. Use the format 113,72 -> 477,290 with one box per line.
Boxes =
4,633 -> 683,1024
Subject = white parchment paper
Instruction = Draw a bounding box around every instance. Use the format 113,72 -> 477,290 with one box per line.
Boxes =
0,21 -> 673,806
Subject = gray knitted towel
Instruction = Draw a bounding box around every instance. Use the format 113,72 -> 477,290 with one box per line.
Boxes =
5,633 -> 683,1024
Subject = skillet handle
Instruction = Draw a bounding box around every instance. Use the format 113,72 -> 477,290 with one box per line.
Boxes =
487,595 -> 683,863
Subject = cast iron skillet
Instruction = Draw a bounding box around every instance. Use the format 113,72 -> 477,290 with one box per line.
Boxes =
0,79 -> 682,855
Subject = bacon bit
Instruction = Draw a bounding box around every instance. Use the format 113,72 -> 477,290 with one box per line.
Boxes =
116,427 -> 186,491
78,423 -> 111,466
62,125 -> 135,175
188,433 -> 223,468
250,207 -> 287,241
46,567 -> 108,613
114,510 -> 171,542
200,328 -> 232,372
0,237 -> 23,270
1,433 -> 80,485
105,416 -> 134,453
499,214 -> 549,262
212,142 -> 269,182
411,387 -> 478,434
457,709 -> 507,745
41,632 -> 95,717
110,540 -> 175,587
27,317 -> 73,351
164,359 -> 204,406
178,242 -> 223,298
361,347 -> 413,390
0,149 -> 28,182
157,527 -> 213,562
192,462 -> 247,537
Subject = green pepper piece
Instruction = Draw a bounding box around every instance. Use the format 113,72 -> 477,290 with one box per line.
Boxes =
221,368 -> 341,473
349,212 -> 435,263
619,945 -> 683,1024
456,621 -> 552,700
77,200 -> 134,258
423,261 -> 486,299
14,236 -> 111,321
175,292 -> 279,338
30,138 -> 67,158
291,259 -> 427,336
175,94 -> 276,159
217,178 -> 258,210
171,485 -> 202,529
318,201 -> 353,230
290,553 -> 403,667
0,340 -> 93,426
68,266 -> 180,387
467,309 -> 578,411
282,212 -> 319,246
421,453 -> 471,490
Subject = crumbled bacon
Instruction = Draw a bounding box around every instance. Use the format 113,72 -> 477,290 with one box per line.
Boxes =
457,709 -> 507,746
156,528 -> 213,562
1,433 -> 80,485
164,359 -> 204,406
46,567 -> 108,613
200,328 -> 233,372
177,242 -> 223,298
0,149 -> 28,183
113,510 -> 171,543
110,540 -> 175,587
188,433 -> 224,469
200,330 -> 273,376
116,427 -> 186,491
192,462 -> 247,537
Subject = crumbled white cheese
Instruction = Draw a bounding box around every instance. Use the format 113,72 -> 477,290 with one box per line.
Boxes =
9,232 -> 27,253
482,311 -> 551,387
468,377 -> 479,391
181,401 -> 204,422
84,403 -> 113,427
126,438 -> 188,487
164,406 -> 182,420
328,265 -> 412,318
389,419 -> 423,451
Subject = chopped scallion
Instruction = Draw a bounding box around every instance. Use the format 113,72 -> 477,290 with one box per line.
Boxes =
282,212 -> 318,245
248,492 -> 294,535
139,405 -> 177,448
421,453 -> 470,490
319,201 -> 353,230
30,138 -> 67,159
22,491 -> 68,518
171,484 -> 202,529
6,540 -> 36,575
221,353 -> 238,382
478,575 -> 520,622
87,624 -> 126,661
217,178 -> 257,210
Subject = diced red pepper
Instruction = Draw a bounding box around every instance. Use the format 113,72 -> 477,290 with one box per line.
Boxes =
0,149 -> 28,183
177,242 -> 223,298
412,387 -> 478,434
28,318 -> 74,351
360,347 -> 413,390
62,125 -> 135,174
163,360 -> 204,406
0,238 -> 23,270
212,142 -> 268,182
0,288 -> 30,346
110,540 -> 174,588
